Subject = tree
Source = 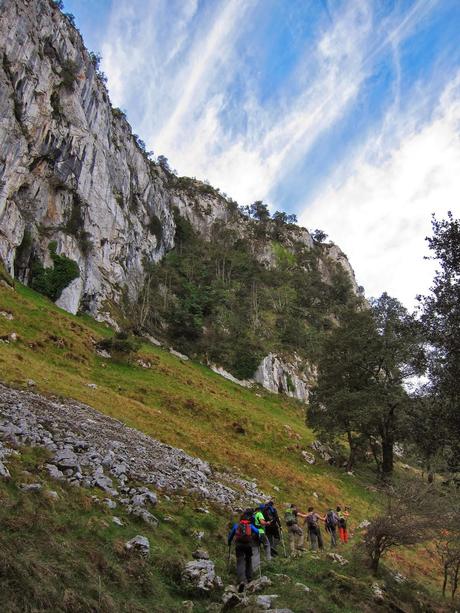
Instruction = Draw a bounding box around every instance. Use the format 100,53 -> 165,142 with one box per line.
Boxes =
157,155 -> 171,172
309,293 -> 424,476
419,212 -> 460,471
312,229 -> 328,243
243,201 -> 270,222
363,480 -> 442,574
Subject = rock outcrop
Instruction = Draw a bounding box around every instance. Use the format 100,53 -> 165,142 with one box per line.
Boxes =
254,353 -> 315,403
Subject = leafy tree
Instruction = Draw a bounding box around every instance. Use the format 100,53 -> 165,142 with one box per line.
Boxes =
312,229 -> 328,243
419,212 -> 460,471
157,155 -> 171,172
309,294 -> 424,476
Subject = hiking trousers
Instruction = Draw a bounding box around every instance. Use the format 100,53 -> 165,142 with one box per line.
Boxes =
235,543 -> 252,584
287,523 -> 304,554
339,526 -> 348,543
309,527 -> 324,551
266,524 -> 280,555
251,534 -> 271,572
327,526 -> 337,547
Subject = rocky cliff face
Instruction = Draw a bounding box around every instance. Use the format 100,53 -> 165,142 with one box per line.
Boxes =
0,0 -> 360,401
0,0 -> 237,318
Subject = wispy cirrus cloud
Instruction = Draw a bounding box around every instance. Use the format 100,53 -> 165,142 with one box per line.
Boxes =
81,0 -> 460,305
299,73 -> 460,308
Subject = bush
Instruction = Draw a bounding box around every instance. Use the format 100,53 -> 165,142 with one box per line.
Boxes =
60,59 -> 79,89
30,242 -> 79,301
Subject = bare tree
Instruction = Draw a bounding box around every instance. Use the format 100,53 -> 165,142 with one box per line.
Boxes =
363,480 -> 443,575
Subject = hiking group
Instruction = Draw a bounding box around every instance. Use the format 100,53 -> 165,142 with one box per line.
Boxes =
228,500 -> 350,591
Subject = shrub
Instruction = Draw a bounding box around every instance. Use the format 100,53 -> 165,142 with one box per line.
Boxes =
60,59 -> 79,89
30,242 -> 79,301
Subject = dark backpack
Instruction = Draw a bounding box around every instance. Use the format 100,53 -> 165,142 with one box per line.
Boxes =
326,511 -> 338,530
263,505 -> 274,522
235,520 -> 252,544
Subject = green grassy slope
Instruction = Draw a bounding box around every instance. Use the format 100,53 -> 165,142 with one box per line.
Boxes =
0,281 -> 451,611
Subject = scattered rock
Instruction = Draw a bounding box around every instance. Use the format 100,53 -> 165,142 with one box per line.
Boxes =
357,519 -> 371,529
53,449 -> 79,469
170,348 -> 189,361
96,348 -> 111,359
273,574 -> 291,584
129,506 -> 159,526
326,552 -> 349,566
45,490 -> 59,500
192,549 -> 210,560
182,559 -> 223,592
19,483 -> 42,492
392,571 -> 407,584
310,440 -> 334,463
372,582 -> 385,603
295,582 -> 310,592
301,450 -> 315,465
125,535 -> 150,557
256,594 -> 279,609
27,379 -> 36,387
181,601 -> 194,612
195,506 -> 210,514
44,463 -> 64,480
0,461 -> 11,479
103,498 -> 117,509
9,332 -> 18,342
86,383 -> 98,389
0,311 -> 14,320
112,516 -> 124,526
246,575 -> 272,593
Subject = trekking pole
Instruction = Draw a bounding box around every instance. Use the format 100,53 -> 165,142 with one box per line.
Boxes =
227,543 -> 232,571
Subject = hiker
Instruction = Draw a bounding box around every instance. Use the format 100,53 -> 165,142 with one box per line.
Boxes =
284,503 -> 308,556
305,506 -> 325,551
228,508 -> 260,592
325,508 -> 339,547
337,506 -> 350,543
264,499 -> 282,556
252,504 -> 272,570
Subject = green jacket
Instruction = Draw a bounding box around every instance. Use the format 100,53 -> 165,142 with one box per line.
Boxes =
254,510 -> 266,534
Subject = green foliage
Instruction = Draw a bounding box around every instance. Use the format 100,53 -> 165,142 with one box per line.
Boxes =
137,215 -> 356,379
30,242 -> 79,301
309,294 -> 425,476
111,107 -> 126,121
60,59 -> 79,89
97,331 -> 139,360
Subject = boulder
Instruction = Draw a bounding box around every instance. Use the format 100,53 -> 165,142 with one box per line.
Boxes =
246,575 -> 272,593
256,594 -> 279,609
0,460 -> 10,479
19,483 -> 42,492
192,549 -> 210,560
182,559 -> 223,592
125,535 -> 150,557
301,451 -> 315,464
326,552 -> 349,566
53,449 -> 79,469
129,506 -> 159,526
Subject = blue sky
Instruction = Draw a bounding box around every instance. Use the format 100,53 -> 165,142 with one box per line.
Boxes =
64,0 -> 460,308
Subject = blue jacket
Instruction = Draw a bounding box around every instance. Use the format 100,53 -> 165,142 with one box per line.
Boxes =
228,522 -> 259,545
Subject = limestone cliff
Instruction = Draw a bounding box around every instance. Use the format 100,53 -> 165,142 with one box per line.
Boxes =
0,0 -> 360,401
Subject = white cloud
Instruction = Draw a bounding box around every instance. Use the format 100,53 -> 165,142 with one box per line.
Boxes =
299,74 -> 460,308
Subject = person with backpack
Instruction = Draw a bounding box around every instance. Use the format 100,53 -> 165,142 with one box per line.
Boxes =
252,504 -> 272,568
284,503 -> 308,556
228,509 -> 260,592
305,507 -> 325,551
264,499 -> 282,556
336,506 -> 350,543
325,508 -> 339,547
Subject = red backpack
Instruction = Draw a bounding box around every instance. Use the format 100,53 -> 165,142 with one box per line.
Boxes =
235,520 -> 252,544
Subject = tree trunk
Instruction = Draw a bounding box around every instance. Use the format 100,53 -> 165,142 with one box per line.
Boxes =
381,436 -> 394,477
346,431 -> 356,471
371,548 -> 381,575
